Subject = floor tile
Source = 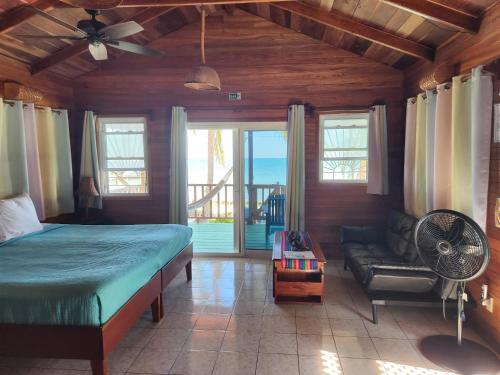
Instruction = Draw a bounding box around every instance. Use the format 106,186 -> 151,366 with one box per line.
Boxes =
363,320 -> 406,339
259,333 -> 297,354
296,317 -> 332,335
294,304 -> 327,318
297,334 -> 336,356
159,313 -> 198,330
227,314 -> 263,332
330,319 -> 369,337
325,303 -> 361,320
194,315 -> 229,331
203,301 -> 234,315
256,353 -> 299,375
263,303 -> 296,316
169,350 -> 218,375
299,354 -> 342,375
108,347 -> 142,373
334,336 -> 379,359
339,357 -> 382,375
118,328 -> 155,348
183,330 -> 225,351
233,301 -> 265,315
127,348 -> 178,374
213,351 -> 257,375
262,315 -> 297,333
146,329 -> 191,352
221,330 -> 261,353
371,338 -> 423,363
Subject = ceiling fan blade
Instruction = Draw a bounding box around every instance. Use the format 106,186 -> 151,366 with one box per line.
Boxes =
16,35 -> 86,40
89,42 -> 108,61
106,40 -> 162,57
101,21 -> 144,40
29,6 -> 88,37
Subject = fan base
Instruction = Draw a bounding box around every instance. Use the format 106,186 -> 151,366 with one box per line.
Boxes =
419,335 -> 499,375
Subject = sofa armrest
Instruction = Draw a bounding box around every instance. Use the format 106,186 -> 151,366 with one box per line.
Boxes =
340,226 -> 384,245
365,265 -> 438,293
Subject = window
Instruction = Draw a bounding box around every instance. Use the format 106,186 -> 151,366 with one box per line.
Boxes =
319,112 -> 369,182
98,117 -> 149,196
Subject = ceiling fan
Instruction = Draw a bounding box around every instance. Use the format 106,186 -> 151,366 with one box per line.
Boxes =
17,8 -> 162,61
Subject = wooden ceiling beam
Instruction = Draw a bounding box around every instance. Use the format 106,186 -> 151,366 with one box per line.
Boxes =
381,0 -> 479,33
0,0 -> 59,35
30,7 -> 175,75
119,0 -> 290,6
272,1 -> 434,61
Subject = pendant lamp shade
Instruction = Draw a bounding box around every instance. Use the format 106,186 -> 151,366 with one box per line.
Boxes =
185,65 -> 221,91
185,8 -> 221,91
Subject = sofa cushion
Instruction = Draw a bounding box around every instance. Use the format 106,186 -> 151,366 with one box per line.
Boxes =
343,242 -> 394,260
349,255 -> 405,284
386,210 -> 418,261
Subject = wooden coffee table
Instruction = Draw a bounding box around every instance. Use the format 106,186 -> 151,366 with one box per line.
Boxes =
272,232 -> 326,304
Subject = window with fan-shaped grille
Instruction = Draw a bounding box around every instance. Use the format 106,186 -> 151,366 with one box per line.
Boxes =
319,113 -> 369,182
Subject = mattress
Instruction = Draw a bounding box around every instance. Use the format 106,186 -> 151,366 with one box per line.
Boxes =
0,224 -> 192,326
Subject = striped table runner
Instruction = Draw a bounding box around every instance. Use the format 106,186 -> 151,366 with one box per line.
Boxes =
274,231 -> 318,270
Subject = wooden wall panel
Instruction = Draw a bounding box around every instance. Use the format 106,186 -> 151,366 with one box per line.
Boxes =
403,2 -> 500,347
73,10 -> 405,257
0,54 -> 74,108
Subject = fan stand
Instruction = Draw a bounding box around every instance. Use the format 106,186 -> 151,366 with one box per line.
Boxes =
419,283 -> 499,375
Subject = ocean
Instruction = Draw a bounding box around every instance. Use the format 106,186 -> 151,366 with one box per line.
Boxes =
188,157 -> 287,185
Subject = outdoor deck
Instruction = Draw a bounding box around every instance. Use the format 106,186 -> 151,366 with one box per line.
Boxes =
188,222 -> 281,253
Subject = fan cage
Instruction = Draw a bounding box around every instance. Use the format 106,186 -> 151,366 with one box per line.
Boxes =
414,209 -> 490,282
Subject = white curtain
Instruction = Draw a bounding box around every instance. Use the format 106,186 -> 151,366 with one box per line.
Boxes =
470,66 -> 493,229
22,104 -> 45,219
432,84 -> 452,210
404,65 -> 493,230
0,100 -> 74,219
367,105 -> 389,195
80,111 -> 102,209
285,104 -> 305,231
403,99 -> 417,216
169,106 -> 188,225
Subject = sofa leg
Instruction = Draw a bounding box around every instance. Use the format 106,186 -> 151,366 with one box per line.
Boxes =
151,295 -> 163,323
343,261 -> 348,271
372,303 -> 378,324
185,261 -> 192,281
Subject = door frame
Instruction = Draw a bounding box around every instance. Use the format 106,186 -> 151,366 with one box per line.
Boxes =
187,121 -> 287,256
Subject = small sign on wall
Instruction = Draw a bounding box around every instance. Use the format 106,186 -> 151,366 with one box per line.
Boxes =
495,103 -> 500,143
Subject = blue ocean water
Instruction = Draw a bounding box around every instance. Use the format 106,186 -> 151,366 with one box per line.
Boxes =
188,157 -> 287,185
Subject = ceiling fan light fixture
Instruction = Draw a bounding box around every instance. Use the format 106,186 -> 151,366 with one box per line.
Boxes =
184,64 -> 221,91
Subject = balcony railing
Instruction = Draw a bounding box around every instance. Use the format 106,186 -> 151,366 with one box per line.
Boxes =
188,183 -> 286,220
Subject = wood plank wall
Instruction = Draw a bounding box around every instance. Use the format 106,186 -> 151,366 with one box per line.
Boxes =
73,9 -> 405,257
403,2 -> 500,348
0,54 -> 74,108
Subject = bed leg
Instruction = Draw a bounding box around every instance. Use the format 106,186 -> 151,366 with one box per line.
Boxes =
151,295 -> 163,323
91,359 -> 108,375
185,261 -> 192,281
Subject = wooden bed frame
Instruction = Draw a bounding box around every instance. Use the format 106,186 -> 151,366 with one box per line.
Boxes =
0,242 -> 193,375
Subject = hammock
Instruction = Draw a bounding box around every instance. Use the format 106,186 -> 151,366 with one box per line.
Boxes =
188,167 -> 233,211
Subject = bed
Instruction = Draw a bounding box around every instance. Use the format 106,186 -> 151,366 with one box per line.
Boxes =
0,223 -> 193,375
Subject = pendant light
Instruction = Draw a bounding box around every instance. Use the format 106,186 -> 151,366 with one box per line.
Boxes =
184,7 -> 221,91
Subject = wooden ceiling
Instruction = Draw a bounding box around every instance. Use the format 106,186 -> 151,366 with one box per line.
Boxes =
0,0 -> 497,79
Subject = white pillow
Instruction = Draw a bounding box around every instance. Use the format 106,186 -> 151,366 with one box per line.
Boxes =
0,193 -> 43,242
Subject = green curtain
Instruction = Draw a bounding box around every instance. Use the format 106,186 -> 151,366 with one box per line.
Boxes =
53,109 -> 75,214
79,111 -> 102,209
169,106 -> 188,225
285,104 -> 305,231
0,99 -> 28,199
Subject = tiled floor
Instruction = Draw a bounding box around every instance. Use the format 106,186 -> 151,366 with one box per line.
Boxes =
0,257 -> 493,375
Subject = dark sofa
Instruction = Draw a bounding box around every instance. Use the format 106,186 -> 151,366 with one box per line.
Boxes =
341,210 -> 442,323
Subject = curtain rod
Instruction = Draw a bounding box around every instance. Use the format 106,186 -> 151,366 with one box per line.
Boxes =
184,104 -> 376,113
409,67 -> 497,103
2,99 -> 63,114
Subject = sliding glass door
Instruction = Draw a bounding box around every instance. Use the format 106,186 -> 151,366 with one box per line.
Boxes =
187,127 -> 239,254
187,122 -> 286,254
243,130 -> 287,250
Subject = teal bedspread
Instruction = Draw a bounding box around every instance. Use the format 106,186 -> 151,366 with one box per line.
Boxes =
0,224 -> 192,327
